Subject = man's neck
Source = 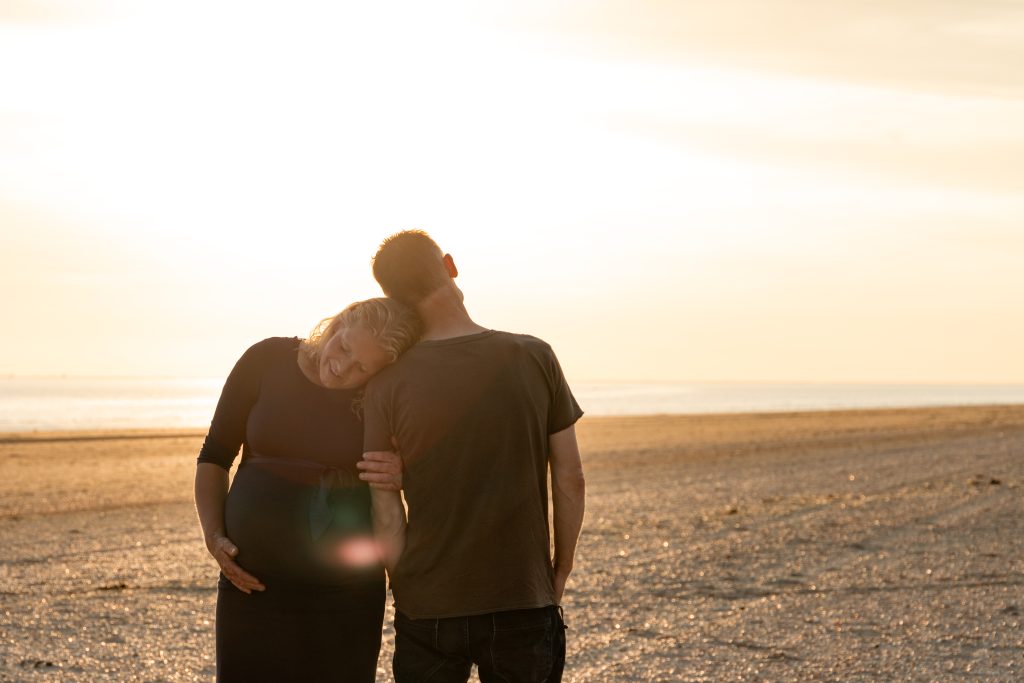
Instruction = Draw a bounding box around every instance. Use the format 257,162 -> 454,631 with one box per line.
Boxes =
416,287 -> 488,341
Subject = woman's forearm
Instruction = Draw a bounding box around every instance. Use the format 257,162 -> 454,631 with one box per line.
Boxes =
194,463 -> 230,551
370,488 -> 406,572
194,463 -> 265,592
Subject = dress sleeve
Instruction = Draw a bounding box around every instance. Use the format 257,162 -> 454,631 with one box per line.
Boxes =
544,345 -> 584,434
196,340 -> 272,470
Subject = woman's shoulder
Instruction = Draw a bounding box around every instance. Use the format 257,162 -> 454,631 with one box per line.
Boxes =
250,336 -> 301,353
233,337 -> 300,369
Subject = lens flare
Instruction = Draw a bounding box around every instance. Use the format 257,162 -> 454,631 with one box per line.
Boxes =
333,536 -> 379,568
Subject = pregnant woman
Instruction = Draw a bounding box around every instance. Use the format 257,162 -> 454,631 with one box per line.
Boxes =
193,298 -> 420,682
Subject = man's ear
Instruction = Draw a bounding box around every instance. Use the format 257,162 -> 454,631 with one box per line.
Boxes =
443,253 -> 458,278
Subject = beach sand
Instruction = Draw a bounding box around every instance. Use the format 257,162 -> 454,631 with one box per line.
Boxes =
1,405 -> 1022,682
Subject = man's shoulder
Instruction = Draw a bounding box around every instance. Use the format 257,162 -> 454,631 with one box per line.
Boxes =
444,330 -> 558,362
366,332 -> 554,387
491,330 -> 554,353
364,350 -> 412,394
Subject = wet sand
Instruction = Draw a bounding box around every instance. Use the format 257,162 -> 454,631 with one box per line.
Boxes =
1,406 -> 1022,681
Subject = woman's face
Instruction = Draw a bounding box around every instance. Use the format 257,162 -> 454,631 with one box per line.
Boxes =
318,324 -> 393,389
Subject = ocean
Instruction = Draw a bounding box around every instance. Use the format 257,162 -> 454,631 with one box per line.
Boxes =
2,377 -> 1023,433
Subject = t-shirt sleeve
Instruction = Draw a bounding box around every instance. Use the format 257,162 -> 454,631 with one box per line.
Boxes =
544,345 -> 584,434
361,379 -> 394,453
196,340 -> 272,470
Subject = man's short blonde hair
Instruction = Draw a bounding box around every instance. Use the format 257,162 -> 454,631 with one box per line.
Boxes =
371,230 -> 450,307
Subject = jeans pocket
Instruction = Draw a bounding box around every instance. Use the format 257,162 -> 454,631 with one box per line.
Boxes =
394,613 -> 474,683
548,607 -> 567,682
490,611 -> 555,681
394,613 -> 442,681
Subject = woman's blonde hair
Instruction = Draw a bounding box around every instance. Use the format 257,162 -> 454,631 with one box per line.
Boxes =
302,297 -> 422,367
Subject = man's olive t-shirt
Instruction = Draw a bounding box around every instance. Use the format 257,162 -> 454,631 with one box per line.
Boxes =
363,330 -> 583,619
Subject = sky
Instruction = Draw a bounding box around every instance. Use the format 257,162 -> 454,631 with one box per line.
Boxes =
1,0 -> 1022,383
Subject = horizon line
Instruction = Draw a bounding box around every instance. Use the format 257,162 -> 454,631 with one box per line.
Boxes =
3,374 -> 1024,387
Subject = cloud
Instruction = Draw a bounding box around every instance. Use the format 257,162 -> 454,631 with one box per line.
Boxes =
627,118 -> 1024,196
0,0 -> 114,23
514,0 -> 1024,98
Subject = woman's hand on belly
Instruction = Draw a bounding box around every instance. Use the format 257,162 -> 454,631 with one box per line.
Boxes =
207,533 -> 266,594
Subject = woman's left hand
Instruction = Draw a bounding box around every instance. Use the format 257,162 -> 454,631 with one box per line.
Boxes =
207,533 -> 265,594
357,446 -> 403,491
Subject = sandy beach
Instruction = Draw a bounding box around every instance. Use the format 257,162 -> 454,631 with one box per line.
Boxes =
1,405 -> 1022,682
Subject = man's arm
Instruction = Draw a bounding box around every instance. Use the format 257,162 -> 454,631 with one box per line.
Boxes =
361,450 -> 407,571
549,424 -> 586,604
369,482 -> 406,572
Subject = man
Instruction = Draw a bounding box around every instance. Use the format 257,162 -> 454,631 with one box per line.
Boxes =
358,230 -> 586,682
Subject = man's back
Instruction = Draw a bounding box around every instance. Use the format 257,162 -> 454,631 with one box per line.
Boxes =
363,329 -> 582,619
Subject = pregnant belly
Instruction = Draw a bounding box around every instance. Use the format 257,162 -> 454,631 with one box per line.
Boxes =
224,462 -> 381,587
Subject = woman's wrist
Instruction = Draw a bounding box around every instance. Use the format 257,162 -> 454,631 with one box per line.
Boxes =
204,529 -> 226,551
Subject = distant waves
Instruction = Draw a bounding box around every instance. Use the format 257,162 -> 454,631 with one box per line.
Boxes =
574,381 -> 1024,417
2,377 -> 1024,432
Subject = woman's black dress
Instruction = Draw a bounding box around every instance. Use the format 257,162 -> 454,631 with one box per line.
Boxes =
197,337 -> 384,682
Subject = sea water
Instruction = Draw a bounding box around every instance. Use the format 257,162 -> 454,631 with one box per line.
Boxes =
2,377 -> 1023,432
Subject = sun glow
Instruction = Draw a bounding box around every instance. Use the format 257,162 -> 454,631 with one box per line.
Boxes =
2,2 -> 1023,382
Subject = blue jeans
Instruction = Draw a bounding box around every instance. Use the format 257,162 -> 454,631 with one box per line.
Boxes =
393,605 -> 567,682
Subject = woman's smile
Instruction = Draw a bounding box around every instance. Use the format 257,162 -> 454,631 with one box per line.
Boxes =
318,325 -> 392,389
